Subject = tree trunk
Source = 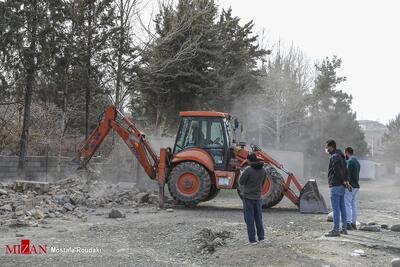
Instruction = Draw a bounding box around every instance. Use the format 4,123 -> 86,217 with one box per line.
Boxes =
115,0 -> 124,109
57,88 -> 67,176
17,71 -> 34,176
85,2 -> 93,138
18,0 -> 37,176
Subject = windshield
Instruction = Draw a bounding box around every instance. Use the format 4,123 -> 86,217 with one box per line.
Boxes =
174,117 -> 227,152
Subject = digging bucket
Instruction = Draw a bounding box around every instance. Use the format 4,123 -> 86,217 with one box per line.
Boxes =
299,179 -> 328,214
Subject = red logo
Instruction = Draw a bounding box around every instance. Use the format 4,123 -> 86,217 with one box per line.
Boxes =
5,240 -> 47,255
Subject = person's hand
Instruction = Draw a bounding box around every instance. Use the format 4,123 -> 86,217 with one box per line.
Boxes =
345,181 -> 352,192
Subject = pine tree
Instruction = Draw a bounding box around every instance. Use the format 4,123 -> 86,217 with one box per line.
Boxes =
0,0 -> 66,174
382,114 -> 400,165
135,0 -> 266,134
306,56 -> 369,174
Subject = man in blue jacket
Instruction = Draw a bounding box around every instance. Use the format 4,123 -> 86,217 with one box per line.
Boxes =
325,139 -> 351,237
344,147 -> 361,230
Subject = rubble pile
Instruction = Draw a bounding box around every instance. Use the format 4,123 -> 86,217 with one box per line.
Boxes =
0,169 -> 159,227
193,228 -> 233,254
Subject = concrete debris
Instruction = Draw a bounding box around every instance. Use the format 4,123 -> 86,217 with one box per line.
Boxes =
108,209 -> 126,219
193,228 -> 233,254
0,188 -> 8,195
359,225 -> 381,232
0,204 -> 13,212
392,258 -> 400,267
380,223 -> 390,230
351,249 -> 366,257
136,192 -> 150,203
166,208 -> 174,213
63,203 -> 75,212
0,169 -> 162,227
390,224 -> 400,232
32,209 -> 45,220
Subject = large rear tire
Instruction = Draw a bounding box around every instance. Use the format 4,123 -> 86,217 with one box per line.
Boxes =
237,164 -> 284,209
203,186 -> 220,202
167,162 -> 211,207
261,164 -> 284,208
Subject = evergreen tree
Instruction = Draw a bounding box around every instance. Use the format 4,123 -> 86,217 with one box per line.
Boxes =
306,56 -> 369,174
0,0 -> 66,173
382,114 -> 400,165
135,0 -> 266,134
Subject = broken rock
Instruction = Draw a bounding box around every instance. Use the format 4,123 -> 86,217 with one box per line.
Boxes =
392,258 -> 400,267
0,188 -> 8,195
381,223 -> 389,230
360,225 -> 381,232
351,249 -> 366,257
390,224 -> 400,232
33,209 -> 45,220
0,204 -> 12,212
63,203 -> 75,212
54,194 -> 71,205
108,209 -> 126,219
136,192 -> 150,203
148,194 -> 159,204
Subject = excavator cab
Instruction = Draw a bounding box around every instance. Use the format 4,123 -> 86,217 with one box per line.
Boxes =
173,112 -> 231,170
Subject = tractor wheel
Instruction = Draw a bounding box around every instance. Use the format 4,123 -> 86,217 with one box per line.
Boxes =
236,164 -> 284,209
261,164 -> 284,208
167,162 -> 211,207
203,186 -> 220,202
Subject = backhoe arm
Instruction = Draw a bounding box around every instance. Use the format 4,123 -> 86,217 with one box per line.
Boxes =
76,105 -> 159,179
251,144 -> 328,213
251,145 -> 302,206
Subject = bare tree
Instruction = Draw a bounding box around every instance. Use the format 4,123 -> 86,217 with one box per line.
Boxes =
252,43 -> 312,149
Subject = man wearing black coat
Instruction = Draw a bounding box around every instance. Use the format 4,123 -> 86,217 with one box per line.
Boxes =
325,139 -> 351,237
239,153 -> 266,245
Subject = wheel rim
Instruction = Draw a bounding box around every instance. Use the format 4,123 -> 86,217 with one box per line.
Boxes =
176,172 -> 200,196
261,176 -> 271,198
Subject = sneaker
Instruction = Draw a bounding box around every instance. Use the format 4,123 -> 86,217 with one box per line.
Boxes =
340,229 -> 348,235
346,223 -> 353,230
351,223 -> 357,230
325,230 -> 340,237
246,242 -> 258,246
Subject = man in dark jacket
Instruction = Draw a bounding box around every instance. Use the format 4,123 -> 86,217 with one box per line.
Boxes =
325,139 -> 350,237
239,153 -> 266,245
344,147 -> 361,230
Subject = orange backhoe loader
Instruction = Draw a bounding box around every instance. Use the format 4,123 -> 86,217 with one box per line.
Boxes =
76,105 -> 328,213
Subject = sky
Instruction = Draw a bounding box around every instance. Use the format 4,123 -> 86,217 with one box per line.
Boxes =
216,0 -> 400,124
144,0 -> 400,124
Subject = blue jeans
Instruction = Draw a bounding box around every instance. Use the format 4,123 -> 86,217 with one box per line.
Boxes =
243,198 -> 264,243
345,188 -> 359,224
330,186 -> 347,231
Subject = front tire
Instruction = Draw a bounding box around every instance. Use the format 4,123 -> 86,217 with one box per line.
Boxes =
167,162 -> 211,207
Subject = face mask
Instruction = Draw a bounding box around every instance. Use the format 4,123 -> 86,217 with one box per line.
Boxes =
325,148 -> 330,154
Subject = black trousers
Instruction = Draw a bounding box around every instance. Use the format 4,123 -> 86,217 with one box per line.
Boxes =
243,198 -> 265,243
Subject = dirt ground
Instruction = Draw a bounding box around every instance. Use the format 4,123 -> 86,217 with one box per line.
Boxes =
0,176 -> 399,267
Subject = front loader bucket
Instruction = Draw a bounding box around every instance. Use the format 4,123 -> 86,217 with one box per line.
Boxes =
299,179 -> 328,214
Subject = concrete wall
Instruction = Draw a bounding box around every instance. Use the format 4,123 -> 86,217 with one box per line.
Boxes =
0,156 -> 74,181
